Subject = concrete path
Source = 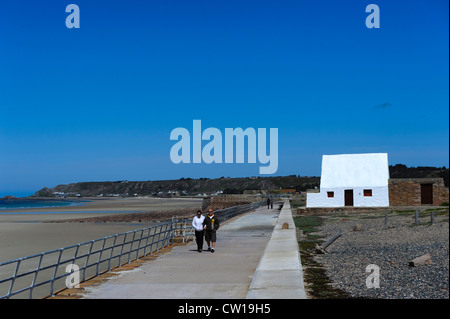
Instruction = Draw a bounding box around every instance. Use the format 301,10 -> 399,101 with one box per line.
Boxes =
247,201 -> 307,299
80,202 -> 305,299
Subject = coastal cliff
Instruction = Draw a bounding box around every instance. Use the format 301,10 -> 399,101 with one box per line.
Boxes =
32,165 -> 448,198
33,175 -> 320,197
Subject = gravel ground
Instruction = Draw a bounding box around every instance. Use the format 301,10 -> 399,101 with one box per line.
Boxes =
316,213 -> 449,299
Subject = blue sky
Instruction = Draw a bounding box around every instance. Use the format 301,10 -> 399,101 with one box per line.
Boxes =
0,0 -> 448,196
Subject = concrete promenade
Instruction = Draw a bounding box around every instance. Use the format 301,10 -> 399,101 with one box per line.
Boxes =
246,201 -> 307,299
80,201 -> 306,299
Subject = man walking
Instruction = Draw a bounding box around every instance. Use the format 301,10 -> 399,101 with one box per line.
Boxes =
203,208 -> 220,253
192,210 -> 205,252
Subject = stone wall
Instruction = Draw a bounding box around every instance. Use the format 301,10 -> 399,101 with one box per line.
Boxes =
202,194 -> 262,211
388,178 -> 448,206
297,206 -> 391,216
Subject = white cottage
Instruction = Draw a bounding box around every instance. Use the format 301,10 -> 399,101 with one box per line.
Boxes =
306,153 -> 390,207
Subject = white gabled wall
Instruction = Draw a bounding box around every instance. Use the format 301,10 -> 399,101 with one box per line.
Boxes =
353,186 -> 389,207
306,189 -> 344,207
306,186 -> 389,208
306,153 -> 390,208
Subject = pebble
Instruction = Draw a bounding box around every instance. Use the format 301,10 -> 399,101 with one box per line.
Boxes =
316,214 -> 449,299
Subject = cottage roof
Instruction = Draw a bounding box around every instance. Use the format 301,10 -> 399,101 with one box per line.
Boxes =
320,153 -> 389,188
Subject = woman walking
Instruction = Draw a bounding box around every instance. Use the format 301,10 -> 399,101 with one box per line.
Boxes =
192,210 -> 205,252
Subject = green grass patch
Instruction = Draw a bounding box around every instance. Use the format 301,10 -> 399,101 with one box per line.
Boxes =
290,199 -> 306,209
294,216 -> 322,234
391,210 -> 415,215
359,214 -> 384,220
293,215 -> 349,299
425,208 -> 449,216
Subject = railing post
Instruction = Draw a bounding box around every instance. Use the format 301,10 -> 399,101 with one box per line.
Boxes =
50,249 -> 64,297
97,238 -> 107,276
7,260 -> 21,298
30,254 -> 44,299
108,236 -> 117,270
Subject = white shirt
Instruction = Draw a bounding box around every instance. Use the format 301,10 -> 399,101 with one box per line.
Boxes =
192,215 -> 205,231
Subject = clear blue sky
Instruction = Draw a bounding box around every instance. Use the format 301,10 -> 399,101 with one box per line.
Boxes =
0,0 -> 448,196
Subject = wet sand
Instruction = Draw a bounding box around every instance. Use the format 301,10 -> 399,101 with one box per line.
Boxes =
0,197 -> 203,263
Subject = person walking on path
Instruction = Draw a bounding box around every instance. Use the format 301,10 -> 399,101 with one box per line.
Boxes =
267,198 -> 270,209
192,210 -> 205,252
203,208 -> 220,253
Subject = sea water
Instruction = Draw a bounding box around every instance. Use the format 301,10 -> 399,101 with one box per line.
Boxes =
0,199 -> 82,211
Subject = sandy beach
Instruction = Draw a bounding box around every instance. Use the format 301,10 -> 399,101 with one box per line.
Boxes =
0,197 -> 203,263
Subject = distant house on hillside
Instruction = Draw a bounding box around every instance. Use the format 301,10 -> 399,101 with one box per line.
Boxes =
279,189 -> 296,194
306,153 -> 390,207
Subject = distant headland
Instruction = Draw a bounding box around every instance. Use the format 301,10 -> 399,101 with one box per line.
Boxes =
28,165 -> 448,199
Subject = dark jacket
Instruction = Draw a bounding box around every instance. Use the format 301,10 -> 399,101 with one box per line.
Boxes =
203,214 -> 220,231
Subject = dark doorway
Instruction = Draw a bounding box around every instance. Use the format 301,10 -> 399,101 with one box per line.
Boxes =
421,184 -> 433,205
344,189 -> 354,206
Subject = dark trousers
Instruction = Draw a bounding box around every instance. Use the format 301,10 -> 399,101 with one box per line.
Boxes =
195,230 -> 204,251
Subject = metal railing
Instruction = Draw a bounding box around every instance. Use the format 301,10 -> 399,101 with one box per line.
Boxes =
0,200 -> 263,299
